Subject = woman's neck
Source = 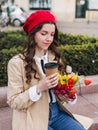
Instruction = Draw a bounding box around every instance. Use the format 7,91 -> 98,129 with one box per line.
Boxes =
35,49 -> 47,57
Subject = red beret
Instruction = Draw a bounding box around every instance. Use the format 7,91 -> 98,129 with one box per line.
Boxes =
23,10 -> 55,34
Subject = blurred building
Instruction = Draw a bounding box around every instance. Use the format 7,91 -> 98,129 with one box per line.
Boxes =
1,0 -> 98,22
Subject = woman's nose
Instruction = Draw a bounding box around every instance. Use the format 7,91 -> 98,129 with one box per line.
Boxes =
46,35 -> 52,41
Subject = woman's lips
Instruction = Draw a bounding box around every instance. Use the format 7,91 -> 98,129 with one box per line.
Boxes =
43,43 -> 51,46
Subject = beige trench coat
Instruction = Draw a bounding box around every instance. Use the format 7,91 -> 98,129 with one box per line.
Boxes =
7,51 -> 83,130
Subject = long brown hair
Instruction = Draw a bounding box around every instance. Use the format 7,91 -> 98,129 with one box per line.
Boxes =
21,22 -> 64,84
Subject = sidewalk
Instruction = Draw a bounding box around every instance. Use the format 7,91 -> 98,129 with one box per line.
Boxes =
64,75 -> 98,130
1,21 -> 98,38
56,21 -> 98,38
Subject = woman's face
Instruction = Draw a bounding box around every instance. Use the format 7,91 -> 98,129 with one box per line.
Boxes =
34,23 -> 55,53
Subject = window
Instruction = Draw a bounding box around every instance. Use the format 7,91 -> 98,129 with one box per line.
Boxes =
88,0 -> 98,10
29,0 -> 51,10
76,0 -> 88,18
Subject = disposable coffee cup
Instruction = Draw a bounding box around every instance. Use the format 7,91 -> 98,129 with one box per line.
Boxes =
44,62 -> 58,76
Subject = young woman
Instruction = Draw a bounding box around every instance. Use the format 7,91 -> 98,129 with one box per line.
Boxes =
7,10 -> 85,130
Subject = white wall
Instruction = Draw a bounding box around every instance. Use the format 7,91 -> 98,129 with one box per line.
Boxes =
51,0 -> 76,22
14,0 -> 29,11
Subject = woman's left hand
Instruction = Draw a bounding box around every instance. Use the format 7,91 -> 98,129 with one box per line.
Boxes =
57,93 -> 77,103
57,94 -> 69,102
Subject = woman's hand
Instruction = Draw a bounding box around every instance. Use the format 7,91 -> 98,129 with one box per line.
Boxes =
57,93 -> 77,103
57,94 -> 69,102
36,73 -> 58,93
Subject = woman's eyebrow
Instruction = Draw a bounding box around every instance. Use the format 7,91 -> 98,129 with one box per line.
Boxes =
41,30 -> 55,33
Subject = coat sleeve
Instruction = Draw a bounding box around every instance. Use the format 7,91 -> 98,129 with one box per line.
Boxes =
7,56 -> 35,110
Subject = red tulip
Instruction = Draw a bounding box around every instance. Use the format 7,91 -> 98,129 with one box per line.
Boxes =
54,90 -> 59,94
60,90 -> 66,95
68,78 -> 74,85
68,89 -> 76,99
84,79 -> 91,86
71,89 -> 77,94
64,85 -> 70,91
56,84 -> 61,90
61,84 -> 66,90
68,85 -> 73,90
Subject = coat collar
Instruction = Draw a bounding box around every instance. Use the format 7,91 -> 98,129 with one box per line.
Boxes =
33,50 -> 56,79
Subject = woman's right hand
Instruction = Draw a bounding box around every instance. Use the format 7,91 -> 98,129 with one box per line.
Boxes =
36,73 -> 58,93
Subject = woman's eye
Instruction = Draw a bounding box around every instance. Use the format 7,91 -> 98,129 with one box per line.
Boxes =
51,34 -> 54,37
41,32 -> 54,37
41,33 -> 46,35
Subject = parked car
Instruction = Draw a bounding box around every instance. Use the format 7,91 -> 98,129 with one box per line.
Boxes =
10,6 -> 28,27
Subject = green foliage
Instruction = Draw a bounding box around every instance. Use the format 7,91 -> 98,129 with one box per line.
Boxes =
0,46 -> 23,86
96,42 -> 98,52
0,30 -> 27,50
59,43 -> 97,75
58,32 -> 97,45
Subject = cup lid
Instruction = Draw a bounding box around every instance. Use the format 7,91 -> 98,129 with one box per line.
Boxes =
44,62 -> 58,69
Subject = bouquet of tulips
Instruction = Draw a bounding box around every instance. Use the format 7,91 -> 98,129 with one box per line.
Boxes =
54,66 -> 79,100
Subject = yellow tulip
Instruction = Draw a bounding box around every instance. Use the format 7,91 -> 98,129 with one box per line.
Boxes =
72,74 -> 79,82
66,74 -> 72,80
72,75 -> 78,81
58,74 -> 63,84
